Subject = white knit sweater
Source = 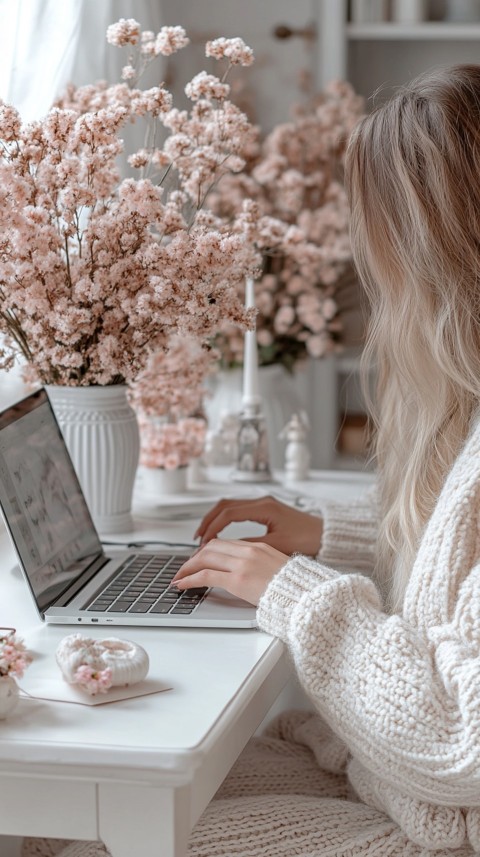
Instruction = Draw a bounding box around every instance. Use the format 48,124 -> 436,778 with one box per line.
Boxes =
256,420 -> 480,852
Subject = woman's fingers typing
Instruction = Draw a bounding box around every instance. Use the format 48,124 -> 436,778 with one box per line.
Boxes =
194,496 -> 273,542
172,538 -> 288,605
194,495 -> 323,557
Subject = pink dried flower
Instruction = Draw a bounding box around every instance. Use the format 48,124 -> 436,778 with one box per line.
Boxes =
209,81 -> 365,371
0,103 -> 21,141
130,336 -> 216,468
0,20 -> 259,386
206,37 -> 254,67
306,333 -> 330,358
106,18 -> 141,47
154,26 -> 189,56
74,665 -> 113,695
132,87 -> 172,117
129,337 -> 218,419
121,65 -> 136,81
128,149 -> 150,169
138,416 -> 207,469
0,632 -> 33,679
185,72 -> 230,103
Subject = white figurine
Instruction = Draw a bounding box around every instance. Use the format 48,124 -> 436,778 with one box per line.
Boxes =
204,411 -> 240,466
280,411 -> 310,483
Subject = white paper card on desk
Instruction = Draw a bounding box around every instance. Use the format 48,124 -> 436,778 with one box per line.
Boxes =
19,677 -> 172,706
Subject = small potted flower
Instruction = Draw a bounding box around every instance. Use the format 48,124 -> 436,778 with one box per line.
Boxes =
0,629 -> 32,718
129,337 -> 217,494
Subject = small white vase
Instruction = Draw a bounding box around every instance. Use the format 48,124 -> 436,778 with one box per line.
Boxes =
141,465 -> 188,496
0,675 -> 19,719
46,385 -> 140,534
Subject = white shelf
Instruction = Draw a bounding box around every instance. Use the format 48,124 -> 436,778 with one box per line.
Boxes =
347,22 -> 480,40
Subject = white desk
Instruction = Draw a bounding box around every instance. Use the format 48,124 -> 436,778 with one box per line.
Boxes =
0,469 -> 373,857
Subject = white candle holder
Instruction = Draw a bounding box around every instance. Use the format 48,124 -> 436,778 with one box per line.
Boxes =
232,278 -> 272,483
233,410 -> 272,482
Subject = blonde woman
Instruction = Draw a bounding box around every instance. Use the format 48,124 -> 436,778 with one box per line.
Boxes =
24,64 -> 480,857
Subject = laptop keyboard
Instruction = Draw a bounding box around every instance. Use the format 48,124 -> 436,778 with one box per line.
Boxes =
85,553 -> 208,616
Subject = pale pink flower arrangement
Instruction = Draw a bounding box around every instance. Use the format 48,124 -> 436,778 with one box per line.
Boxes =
0,630 -> 32,679
0,20 -> 259,386
209,81 -> 365,370
129,336 -> 217,419
129,336 -> 215,468
74,664 -> 113,695
138,416 -> 207,470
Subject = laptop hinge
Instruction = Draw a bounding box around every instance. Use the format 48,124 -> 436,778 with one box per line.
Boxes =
54,554 -> 111,607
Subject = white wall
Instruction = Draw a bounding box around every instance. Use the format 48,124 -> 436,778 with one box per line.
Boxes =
161,0 -> 316,131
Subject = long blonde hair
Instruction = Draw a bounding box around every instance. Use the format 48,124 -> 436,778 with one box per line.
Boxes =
344,65 -> 480,611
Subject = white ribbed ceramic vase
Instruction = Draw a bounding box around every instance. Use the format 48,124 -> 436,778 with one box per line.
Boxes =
46,385 -> 140,535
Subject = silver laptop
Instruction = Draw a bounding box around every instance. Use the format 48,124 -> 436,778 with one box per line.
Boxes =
0,389 -> 257,628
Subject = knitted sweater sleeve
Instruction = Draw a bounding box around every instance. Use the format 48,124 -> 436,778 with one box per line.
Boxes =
301,485 -> 379,572
256,553 -> 480,807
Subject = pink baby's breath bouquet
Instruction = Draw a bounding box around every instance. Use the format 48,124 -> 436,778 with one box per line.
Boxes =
0,629 -> 32,718
209,82 -> 365,370
138,417 -> 207,471
0,630 -> 32,679
129,336 -> 215,471
0,19 -> 259,386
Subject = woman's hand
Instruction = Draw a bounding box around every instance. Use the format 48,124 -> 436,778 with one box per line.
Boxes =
172,539 -> 288,605
194,495 -> 323,557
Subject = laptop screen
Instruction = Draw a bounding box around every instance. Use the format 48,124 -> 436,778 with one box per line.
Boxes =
0,389 -> 103,612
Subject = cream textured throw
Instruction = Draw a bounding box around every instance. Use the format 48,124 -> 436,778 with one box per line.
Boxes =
23,422 -> 480,856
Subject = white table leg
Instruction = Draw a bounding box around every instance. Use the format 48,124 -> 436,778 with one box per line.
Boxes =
98,783 -> 191,857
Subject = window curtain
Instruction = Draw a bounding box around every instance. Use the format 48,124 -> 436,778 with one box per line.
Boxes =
0,0 -> 165,120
